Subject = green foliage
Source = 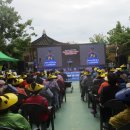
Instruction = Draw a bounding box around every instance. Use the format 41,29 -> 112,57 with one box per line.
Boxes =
89,20 -> 130,64
107,21 -> 126,45
107,21 -> 130,54
89,33 -> 108,44
0,0 -> 36,59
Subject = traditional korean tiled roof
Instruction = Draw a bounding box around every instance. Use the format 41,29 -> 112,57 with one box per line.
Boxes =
32,33 -> 67,46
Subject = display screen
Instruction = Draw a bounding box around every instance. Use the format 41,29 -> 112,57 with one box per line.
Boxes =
37,46 -> 62,68
37,43 -> 106,69
80,44 -> 105,66
62,44 -> 80,68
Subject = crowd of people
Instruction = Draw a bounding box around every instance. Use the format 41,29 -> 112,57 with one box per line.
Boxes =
1,64 -> 130,130
0,69 -> 67,130
79,64 -> 130,129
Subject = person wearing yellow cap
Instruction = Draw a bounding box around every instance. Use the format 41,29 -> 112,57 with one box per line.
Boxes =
80,70 -> 91,101
11,78 -> 28,109
99,73 -> 120,123
47,74 -> 60,109
0,93 -> 31,130
98,75 -> 109,95
100,73 -> 120,104
56,72 -> 66,104
24,82 -> 51,128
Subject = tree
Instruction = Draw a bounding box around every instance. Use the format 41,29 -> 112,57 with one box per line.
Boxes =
0,0 -> 36,59
107,21 -> 126,45
89,33 -> 108,44
107,21 -> 130,55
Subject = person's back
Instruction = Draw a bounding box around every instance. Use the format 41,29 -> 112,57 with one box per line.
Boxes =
0,111 -> 31,130
24,95 -> 49,121
99,73 -> 120,123
92,76 -> 104,95
0,93 -> 31,130
100,73 -> 120,104
81,75 -> 88,101
24,82 -> 50,122
100,84 -> 120,104
98,80 -> 109,95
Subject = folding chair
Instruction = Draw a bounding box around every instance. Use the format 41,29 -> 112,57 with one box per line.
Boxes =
64,81 -> 73,102
99,99 -> 126,130
88,84 -> 100,117
103,99 -> 126,113
21,103 -> 54,130
64,81 -> 73,93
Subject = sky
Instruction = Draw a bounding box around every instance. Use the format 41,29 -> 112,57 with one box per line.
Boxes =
11,0 -> 130,43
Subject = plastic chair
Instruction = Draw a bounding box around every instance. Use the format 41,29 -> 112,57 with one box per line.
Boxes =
88,84 -> 100,117
99,99 -> 126,130
0,127 -> 14,130
21,103 -> 54,130
103,99 -> 126,114
64,81 -> 73,93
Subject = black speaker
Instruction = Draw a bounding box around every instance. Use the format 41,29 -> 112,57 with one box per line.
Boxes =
17,61 -> 25,74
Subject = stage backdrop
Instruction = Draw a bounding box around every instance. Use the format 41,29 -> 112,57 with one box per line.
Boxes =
36,43 -> 106,69
62,44 -> 80,68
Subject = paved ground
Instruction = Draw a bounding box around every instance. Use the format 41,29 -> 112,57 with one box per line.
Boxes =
54,81 -> 100,130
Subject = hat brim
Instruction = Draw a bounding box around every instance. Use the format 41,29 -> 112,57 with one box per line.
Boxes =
48,75 -> 57,79
27,84 -> 44,92
0,93 -> 18,110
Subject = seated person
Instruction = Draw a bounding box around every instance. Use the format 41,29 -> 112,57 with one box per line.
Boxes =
56,74 -> 65,103
109,87 -> 130,129
0,93 -> 31,130
100,72 -> 120,104
80,72 -> 89,101
99,73 -> 120,122
47,74 -> 60,108
98,76 -> 109,95
35,76 -> 54,105
24,82 -> 50,127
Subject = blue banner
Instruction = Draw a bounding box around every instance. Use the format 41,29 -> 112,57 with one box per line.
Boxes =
44,60 -> 57,67
87,57 -> 99,65
65,71 -> 80,81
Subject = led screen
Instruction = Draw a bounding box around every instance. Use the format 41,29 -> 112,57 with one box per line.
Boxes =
80,44 -> 105,66
37,46 -> 62,68
62,44 -> 80,68
37,43 -> 106,69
